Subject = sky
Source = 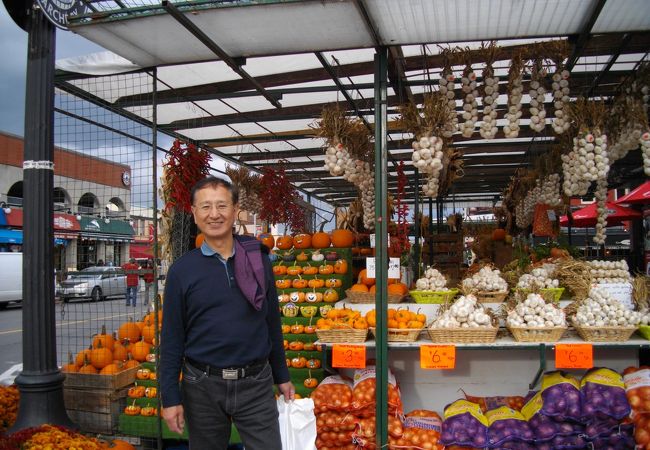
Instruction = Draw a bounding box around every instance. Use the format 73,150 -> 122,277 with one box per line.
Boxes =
0,2 -> 106,137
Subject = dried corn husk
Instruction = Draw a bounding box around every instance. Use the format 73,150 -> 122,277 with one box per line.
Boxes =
633,274 -> 650,310
555,258 -> 592,301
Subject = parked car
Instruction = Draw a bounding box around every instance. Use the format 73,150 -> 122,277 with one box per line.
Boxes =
56,266 -> 127,302
0,252 -> 22,309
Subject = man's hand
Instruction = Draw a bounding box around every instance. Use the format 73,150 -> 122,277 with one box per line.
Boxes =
162,405 -> 185,434
278,381 -> 295,403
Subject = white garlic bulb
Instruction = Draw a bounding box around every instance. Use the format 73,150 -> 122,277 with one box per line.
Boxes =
528,65 -> 547,133
587,259 -> 632,284
414,267 -> 449,291
551,69 -> 571,134
459,66 -> 478,138
504,61 -> 524,138
574,287 -> 640,327
507,293 -> 566,328
432,294 -> 492,328
438,69 -> 459,138
517,263 -> 559,289
479,67 -> 499,140
462,266 -> 508,292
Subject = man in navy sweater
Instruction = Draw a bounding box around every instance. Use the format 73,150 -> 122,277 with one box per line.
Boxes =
160,176 -> 294,449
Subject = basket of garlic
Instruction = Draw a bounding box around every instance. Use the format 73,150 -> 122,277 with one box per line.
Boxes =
571,287 -> 640,342
587,259 -> 632,284
461,266 -> 509,303
506,293 -> 567,342
516,263 -> 564,303
427,294 -> 498,343
410,267 -> 459,304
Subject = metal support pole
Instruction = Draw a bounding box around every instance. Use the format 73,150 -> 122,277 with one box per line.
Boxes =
413,169 -> 420,280
11,5 -> 73,431
151,68 -> 163,450
428,198 -> 433,265
373,47 -> 389,449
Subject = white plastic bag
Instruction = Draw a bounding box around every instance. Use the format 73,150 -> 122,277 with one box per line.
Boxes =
277,397 -> 317,450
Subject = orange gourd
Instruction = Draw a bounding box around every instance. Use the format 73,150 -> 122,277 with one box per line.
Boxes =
195,233 -> 205,248
257,233 -> 275,250
286,265 -> 303,276
350,283 -> 369,293
323,289 -> 339,303
302,265 -> 318,275
112,341 -> 129,362
100,362 -> 123,375
358,269 -> 375,287
75,346 -> 92,367
311,231 -> 331,249
293,233 -> 312,249
78,355 -> 97,374
276,278 -> 292,289
325,278 -> 342,288
105,439 -> 137,450
124,354 -> 140,369
307,277 -> 325,288
331,229 -> 354,248
304,377 -> 318,388
318,264 -> 334,275
292,277 -> 309,289
388,283 -> 409,296
61,352 -> 78,373
273,263 -> 287,276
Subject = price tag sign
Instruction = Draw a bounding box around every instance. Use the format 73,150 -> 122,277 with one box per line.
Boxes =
555,343 -> 593,369
332,345 -> 366,369
420,345 -> 456,369
366,257 -> 401,279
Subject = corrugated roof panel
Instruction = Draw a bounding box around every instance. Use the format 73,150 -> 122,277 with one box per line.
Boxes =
157,60 -> 237,88
241,53 -> 322,77
366,0 -> 591,44
260,118 -> 316,133
593,0 -> 650,33
176,125 -> 240,142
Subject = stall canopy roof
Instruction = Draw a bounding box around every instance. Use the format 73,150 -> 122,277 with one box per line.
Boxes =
57,0 -> 650,207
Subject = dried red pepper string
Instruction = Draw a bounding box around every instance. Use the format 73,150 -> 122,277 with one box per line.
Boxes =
163,139 -> 211,214
259,165 -> 306,232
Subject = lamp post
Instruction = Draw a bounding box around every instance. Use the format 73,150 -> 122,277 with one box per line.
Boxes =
8,3 -> 74,431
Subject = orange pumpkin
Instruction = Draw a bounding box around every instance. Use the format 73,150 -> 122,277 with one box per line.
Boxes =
124,355 -> 140,369
331,229 -> 354,248
75,347 -> 92,368
140,406 -> 157,417
144,387 -> 157,398
306,359 -> 321,369
491,228 -> 506,241
296,251 -> 309,262
257,233 -> 275,250
304,377 -> 318,388
61,352 -> 78,373
388,283 -> 409,296
325,278 -> 342,288
131,339 -> 152,362
311,231 -> 331,249
273,263 -> 288,276
276,278 -> 292,290
323,289 -> 339,303
105,439 -> 137,450
304,325 -> 316,335
358,269 -> 375,286
90,342 -> 113,369
333,259 -> 348,274
350,283 -> 369,293
124,403 -> 141,416
288,341 -> 304,351
195,233 -> 205,248
289,291 -> 305,303
302,265 -> 319,275
305,291 -> 323,303
112,341 -> 129,362
293,233 -> 312,249
141,324 -> 156,344
308,277 -> 325,288
318,264 -> 334,275
281,324 -> 291,334
136,368 -> 151,380
290,324 -> 304,334
118,318 -> 141,344
286,265 -> 303,276
292,277 -> 309,289
92,325 -> 115,350
100,362 -> 123,375
291,356 -> 307,368
276,235 -> 294,250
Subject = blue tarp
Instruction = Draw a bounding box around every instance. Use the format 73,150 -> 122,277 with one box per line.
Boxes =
0,210 -> 6,226
0,229 -> 22,244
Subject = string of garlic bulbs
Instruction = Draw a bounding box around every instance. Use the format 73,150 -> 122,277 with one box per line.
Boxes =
438,68 -> 458,138
528,60 -> 547,133
514,183 -> 541,228
432,295 -> 492,328
573,287 -> 640,327
551,67 -> 571,134
507,293 -> 566,328
642,131 -> 650,176
479,65 -> 499,139
324,142 -> 350,176
537,173 -> 562,207
412,135 -> 445,198
593,178 -> 608,245
459,63 -> 478,138
504,56 -> 524,138
561,142 -> 592,197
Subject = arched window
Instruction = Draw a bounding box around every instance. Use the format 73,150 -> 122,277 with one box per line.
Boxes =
106,197 -> 126,217
53,187 -> 71,212
7,181 -> 23,206
78,192 -> 100,215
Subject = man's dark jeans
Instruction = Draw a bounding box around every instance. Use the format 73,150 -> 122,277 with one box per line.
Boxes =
181,360 -> 282,450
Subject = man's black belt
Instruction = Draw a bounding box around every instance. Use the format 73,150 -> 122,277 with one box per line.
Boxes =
186,358 -> 267,380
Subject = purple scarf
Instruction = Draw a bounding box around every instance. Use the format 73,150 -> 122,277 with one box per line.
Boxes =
233,235 -> 267,310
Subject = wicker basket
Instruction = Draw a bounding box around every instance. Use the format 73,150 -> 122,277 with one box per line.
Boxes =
409,289 -> 459,304
516,287 -> 564,303
426,326 -> 498,343
369,327 -> 424,342
344,289 -> 404,304
475,291 -> 508,303
572,321 -> 636,342
315,328 -> 368,343
508,326 -> 567,343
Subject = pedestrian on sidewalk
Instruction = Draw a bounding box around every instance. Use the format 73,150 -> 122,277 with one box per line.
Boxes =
122,257 -> 140,307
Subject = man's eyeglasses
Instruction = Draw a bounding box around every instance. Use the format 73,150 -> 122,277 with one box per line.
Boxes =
194,202 -> 233,214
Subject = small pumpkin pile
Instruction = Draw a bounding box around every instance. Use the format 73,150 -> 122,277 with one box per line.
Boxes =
316,307 -> 368,331
346,269 -> 409,303
64,312 -> 162,375
260,228 -> 355,251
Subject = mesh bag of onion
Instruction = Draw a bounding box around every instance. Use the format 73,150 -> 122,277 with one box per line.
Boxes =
350,365 -> 402,414
538,371 -> 583,421
580,367 -> 631,421
485,406 -> 534,447
439,399 -> 489,448
521,391 -> 585,443
310,374 -> 353,414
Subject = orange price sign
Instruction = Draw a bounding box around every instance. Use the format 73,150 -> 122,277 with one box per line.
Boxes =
420,345 -> 456,369
555,343 -> 593,369
332,344 -> 366,369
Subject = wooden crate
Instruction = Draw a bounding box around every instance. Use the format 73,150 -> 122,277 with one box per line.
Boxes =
64,366 -> 138,390
68,405 -> 125,434
64,386 -> 129,434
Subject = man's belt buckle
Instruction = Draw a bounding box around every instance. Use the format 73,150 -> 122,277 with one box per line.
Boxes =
222,368 -> 239,380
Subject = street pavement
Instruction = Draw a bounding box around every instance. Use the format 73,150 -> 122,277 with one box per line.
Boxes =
0,292 -> 153,378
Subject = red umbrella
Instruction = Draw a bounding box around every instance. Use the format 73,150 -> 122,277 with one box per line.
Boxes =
616,181 -> 650,205
560,201 -> 642,227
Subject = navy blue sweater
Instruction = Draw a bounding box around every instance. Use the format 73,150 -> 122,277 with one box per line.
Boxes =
159,243 -> 289,407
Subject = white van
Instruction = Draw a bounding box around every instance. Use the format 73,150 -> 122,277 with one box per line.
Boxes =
0,252 -> 22,309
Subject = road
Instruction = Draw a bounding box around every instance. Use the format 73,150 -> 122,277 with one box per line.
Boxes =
0,292 -> 153,379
